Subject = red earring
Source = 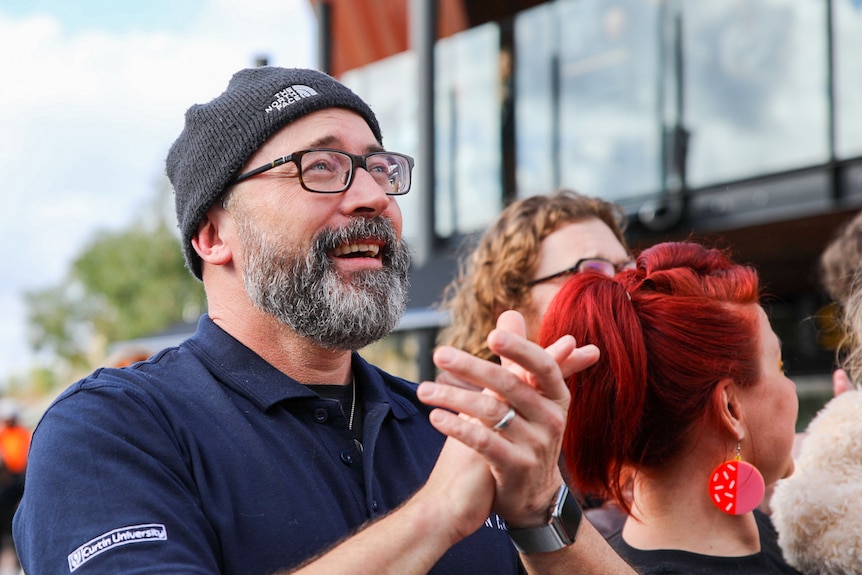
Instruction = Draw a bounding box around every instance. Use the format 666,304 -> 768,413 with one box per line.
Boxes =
708,442 -> 765,515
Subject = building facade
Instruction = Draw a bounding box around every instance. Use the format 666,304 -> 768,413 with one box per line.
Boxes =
311,0 -> 862,425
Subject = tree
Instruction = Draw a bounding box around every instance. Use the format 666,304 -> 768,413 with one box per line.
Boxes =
71,222 -> 205,342
24,191 -> 205,371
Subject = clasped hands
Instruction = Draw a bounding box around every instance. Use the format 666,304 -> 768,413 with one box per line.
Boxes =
416,310 -> 599,540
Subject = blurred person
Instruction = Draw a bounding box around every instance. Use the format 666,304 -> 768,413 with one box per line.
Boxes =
540,241 -> 803,574
13,67 -> 636,575
104,344 -> 153,368
0,399 -> 29,575
770,267 -> 862,574
438,190 -> 631,363
818,210 -> 862,396
819,210 -> 862,310
437,189 -> 632,536
755,214 -> 862,519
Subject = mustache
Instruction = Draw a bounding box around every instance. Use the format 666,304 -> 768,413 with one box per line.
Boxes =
314,216 -> 401,264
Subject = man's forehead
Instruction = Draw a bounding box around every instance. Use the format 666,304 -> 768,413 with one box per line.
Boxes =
257,109 -> 380,153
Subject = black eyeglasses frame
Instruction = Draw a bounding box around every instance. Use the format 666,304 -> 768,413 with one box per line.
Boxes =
231,148 -> 415,196
527,257 -> 635,287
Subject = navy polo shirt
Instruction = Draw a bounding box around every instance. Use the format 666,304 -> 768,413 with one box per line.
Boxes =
14,315 -> 522,574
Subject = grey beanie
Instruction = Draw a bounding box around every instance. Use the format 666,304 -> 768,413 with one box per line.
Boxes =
166,66 -> 383,279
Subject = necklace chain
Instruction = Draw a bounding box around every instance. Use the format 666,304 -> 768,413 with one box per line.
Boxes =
348,375 -> 356,431
348,375 -> 363,453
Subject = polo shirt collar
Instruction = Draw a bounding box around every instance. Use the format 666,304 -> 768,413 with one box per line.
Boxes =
184,315 -> 418,419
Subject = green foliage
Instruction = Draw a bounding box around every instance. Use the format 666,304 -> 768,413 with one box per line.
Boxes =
71,223 -> 205,342
24,284 -> 97,370
24,220 -> 205,368
1,363 -> 59,397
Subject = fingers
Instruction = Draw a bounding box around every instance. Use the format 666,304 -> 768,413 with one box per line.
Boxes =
420,366 -> 564,526
423,309 -> 598,429
425,344 -> 554,425
557,342 -> 600,379
495,309 -> 527,334
488,329 -> 569,400
420,374 -> 520,432
491,407 -> 516,431
418,309 -> 593,526
489,310 -> 597,397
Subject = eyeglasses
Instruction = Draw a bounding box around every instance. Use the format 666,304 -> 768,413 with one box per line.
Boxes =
232,148 -> 415,195
527,257 -> 636,286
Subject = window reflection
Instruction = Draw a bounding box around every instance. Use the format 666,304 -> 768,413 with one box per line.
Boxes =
342,52 -> 422,245
834,0 -> 862,157
516,0 -> 661,201
434,23 -> 503,238
682,0 -> 829,186
514,5 -> 557,197
514,0 -> 835,201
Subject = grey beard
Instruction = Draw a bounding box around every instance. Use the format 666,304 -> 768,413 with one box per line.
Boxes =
239,216 -> 411,350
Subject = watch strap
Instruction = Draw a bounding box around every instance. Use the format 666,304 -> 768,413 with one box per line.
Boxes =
504,484 -> 582,554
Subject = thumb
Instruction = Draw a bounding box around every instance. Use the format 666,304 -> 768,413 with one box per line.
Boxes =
494,310 -> 527,371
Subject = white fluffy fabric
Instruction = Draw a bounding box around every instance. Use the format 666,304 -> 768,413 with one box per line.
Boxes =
771,390 -> 862,575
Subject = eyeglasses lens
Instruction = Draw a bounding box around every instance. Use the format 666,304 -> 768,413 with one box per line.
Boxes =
577,259 -> 616,277
299,150 -> 352,193
367,153 -> 411,195
299,150 -> 410,195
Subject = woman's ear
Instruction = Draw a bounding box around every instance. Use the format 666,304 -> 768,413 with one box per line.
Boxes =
191,205 -> 233,269
714,379 -> 745,442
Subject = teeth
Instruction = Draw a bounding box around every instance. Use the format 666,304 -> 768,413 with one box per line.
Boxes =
333,243 -> 380,257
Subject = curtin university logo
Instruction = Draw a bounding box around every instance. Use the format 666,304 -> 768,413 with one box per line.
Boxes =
67,523 -> 167,572
265,84 -> 318,114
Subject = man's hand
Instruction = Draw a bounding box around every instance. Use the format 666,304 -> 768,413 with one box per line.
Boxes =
417,310 -> 599,528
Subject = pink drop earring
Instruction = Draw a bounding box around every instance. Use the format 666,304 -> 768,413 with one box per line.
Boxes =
708,442 -> 765,515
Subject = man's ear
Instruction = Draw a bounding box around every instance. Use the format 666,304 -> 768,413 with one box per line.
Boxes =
714,379 -> 745,442
191,206 -> 233,269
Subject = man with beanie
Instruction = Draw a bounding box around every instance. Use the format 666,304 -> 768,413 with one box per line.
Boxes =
13,67 -> 634,575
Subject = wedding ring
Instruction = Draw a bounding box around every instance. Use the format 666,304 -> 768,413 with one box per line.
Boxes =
492,406 -> 516,431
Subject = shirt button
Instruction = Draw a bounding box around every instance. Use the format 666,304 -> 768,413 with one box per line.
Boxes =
313,408 -> 328,423
371,500 -> 379,511
340,451 -> 354,465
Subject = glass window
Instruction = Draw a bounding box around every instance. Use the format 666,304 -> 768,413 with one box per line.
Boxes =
514,4 -> 557,198
834,0 -> 862,157
682,0 -> 829,186
516,0 -> 661,202
434,23 -> 502,238
342,52 -> 422,247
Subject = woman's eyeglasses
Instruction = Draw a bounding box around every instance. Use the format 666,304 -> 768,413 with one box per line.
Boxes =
527,257 -> 636,286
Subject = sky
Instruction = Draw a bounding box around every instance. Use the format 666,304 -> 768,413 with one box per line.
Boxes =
0,0 -> 317,381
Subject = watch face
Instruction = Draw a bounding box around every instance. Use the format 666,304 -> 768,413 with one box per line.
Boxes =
551,485 -> 582,545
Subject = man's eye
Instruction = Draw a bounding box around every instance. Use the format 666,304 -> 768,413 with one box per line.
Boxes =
306,160 -> 335,172
367,160 -> 390,174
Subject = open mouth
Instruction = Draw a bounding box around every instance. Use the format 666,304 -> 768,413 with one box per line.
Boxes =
331,241 -> 382,259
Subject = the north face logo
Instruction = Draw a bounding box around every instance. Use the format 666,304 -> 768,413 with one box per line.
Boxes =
265,84 -> 318,113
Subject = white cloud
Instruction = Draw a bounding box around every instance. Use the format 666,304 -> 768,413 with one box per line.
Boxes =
0,0 -> 317,380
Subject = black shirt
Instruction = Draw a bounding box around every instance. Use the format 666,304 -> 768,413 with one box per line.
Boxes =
608,510 -> 804,574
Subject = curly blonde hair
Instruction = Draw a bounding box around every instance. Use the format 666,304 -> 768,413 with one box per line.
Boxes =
437,190 -> 627,362
820,210 -> 862,307
838,270 -> 862,386
819,211 -> 862,381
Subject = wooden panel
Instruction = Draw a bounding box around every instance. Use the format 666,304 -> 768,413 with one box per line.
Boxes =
310,0 -> 470,76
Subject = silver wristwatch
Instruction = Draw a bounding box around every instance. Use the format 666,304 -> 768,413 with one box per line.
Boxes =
504,484 -> 583,554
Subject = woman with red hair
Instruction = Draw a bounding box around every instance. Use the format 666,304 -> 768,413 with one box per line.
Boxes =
540,241 -> 801,574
